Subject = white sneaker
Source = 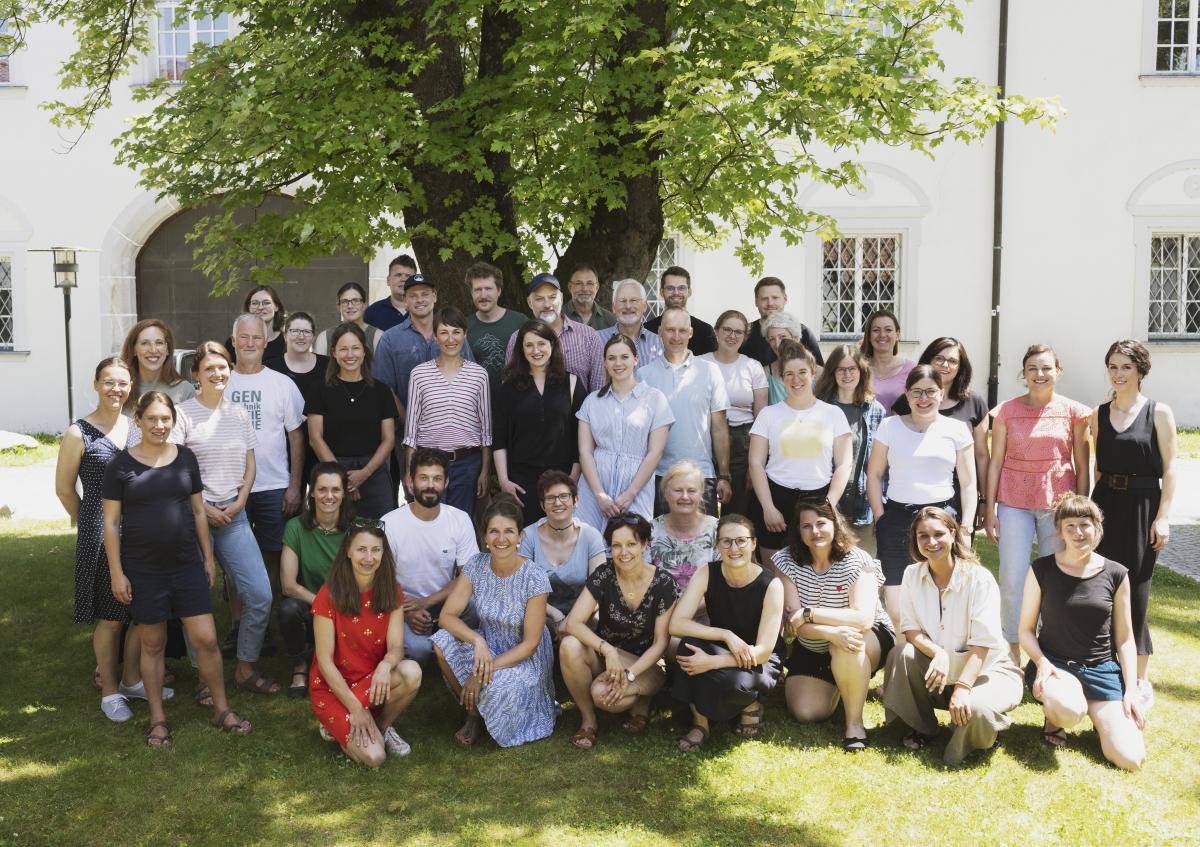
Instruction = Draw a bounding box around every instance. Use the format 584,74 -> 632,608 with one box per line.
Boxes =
383,726 -> 411,757
318,724 -> 335,743
1137,679 -> 1155,713
100,694 -> 133,723
119,680 -> 175,701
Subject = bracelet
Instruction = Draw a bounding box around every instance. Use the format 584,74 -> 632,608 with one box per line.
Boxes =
954,680 -> 973,691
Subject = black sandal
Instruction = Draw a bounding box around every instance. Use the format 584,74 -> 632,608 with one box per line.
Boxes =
677,725 -> 709,753
734,702 -> 765,739
288,669 -> 308,699
902,730 -> 934,751
145,721 -> 172,747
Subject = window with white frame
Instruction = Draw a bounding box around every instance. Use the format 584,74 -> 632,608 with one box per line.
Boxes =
820,235 -> 900,336
1149,234 -> 1200,337
1153,0 -> 1200,73
643,236 -> 676,319
0,257 -> 13,350
156,3 -> 229,81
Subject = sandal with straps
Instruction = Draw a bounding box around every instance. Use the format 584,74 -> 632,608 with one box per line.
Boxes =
734,702 -> 765,739
234,670 -> 281,695
1042,722 -> 1068,748
212,708 -> 252,735
571,726 -> 598,750
903,730 -> 934,751
145,721 -> 172,748
677,725 -> 709,753
622,710 -> 652,734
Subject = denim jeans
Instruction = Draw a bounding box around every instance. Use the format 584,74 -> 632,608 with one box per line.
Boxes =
208,497 -> 273,663
997,503 -> 1061,643
405,599 -> 479,664
443,450 -> 483,516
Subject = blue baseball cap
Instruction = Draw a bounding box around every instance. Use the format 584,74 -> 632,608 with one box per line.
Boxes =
526,272 -> 561,295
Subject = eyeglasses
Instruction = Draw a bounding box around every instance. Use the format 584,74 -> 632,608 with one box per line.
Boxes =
834,367 -> 859,377
338,298 -> 364,306
931,355 -> 960,367
349,517 -> 384,531
542,492 -> 574,504
908,388 -> 940,399
248,299 -> 275,309
288,328 -> 314,336
100,379 -> 132,390
719,327 -> 746,338
662,285 -> 689,294
718,536 -> 754,549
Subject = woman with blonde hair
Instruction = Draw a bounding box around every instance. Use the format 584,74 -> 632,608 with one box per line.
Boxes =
650,461 -> 718,591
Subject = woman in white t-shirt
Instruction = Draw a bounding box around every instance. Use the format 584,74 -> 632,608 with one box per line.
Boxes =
699,310 -> 768,518
748,342 -> 852,563
867,365 -> 976,630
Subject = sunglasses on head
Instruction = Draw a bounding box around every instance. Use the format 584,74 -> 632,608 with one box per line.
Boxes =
349,517 -> 385,531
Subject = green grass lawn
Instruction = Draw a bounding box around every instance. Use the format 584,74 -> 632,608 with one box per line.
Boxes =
1178,428 -> 1200,459
1,520 -> 1198,847
0,433 -> 61,468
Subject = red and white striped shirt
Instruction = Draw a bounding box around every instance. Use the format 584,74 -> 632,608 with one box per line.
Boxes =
403,359 -> 492,450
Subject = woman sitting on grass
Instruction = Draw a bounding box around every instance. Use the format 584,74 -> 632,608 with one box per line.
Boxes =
559,513 -> 680,749
1018,494 -> 1146,771
101,391 -> 249,746
882,508 -> 1022,765
309,519 -> 423,767
773,499 -> 894,752
671,513 -> 785,752
432,495 -> 557,748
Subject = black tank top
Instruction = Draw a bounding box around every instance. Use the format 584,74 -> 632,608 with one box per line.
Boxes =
704,564 -> 783,653
1096,399 -> 1162,477
1032,555 -> 1127,664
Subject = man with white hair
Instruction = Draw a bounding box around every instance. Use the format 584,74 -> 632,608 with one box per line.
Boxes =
597,278 -> 664,366
505,272 -> 606,391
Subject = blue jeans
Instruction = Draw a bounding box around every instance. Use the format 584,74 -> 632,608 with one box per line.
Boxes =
208,497 -> 273,663
997,503 -> 1061,643
443,450 -> 483,516
405,599 -> 479,664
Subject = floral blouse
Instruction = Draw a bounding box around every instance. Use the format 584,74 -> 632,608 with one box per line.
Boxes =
584,562 -> 681,656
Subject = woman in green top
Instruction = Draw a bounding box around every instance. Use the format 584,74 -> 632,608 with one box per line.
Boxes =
280,462 -> 352,697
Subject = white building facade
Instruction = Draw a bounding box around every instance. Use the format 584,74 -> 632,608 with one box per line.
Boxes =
3,2 -> 1200,432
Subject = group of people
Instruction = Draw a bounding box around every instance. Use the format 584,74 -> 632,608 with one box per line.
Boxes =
54,256 -> 1175,772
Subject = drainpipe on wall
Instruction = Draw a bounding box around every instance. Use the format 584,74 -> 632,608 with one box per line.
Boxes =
987,0 -> 1009,408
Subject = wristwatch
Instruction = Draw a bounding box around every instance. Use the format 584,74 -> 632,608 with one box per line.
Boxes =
802,606 -> 813,624
624,669 -> 636,683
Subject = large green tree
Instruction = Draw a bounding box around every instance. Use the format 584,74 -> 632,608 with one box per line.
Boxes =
6,0 -> 1052,309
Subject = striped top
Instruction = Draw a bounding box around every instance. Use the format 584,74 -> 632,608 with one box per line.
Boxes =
403,359 -> 492,450
772,546 -> 892,653
172,397 -> 257,503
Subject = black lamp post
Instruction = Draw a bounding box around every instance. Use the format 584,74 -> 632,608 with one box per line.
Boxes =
52,248 -> 79,422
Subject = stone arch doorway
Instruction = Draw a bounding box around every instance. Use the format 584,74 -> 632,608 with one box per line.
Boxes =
136,196 -> 368,350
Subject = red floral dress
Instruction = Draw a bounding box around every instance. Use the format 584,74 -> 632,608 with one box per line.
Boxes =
309,585 -> 400,746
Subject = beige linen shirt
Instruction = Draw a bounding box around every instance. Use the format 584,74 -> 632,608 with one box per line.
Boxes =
899,561 -> 1007,681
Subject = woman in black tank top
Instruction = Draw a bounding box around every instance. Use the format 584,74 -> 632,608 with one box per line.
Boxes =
670,514 -> 784,752
1017,494 -> 1145,771
1089,339 -> 1177,703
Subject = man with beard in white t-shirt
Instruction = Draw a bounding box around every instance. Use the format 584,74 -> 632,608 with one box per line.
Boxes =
381,447 -> 480,663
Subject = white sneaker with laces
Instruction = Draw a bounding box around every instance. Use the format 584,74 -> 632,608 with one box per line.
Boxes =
383,726 -> 411,757
318,724 -> 335,743
118,680 -> 175,701
100,693 -> 133,723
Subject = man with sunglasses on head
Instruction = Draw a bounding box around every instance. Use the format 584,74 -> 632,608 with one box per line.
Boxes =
379,448 -> 480,663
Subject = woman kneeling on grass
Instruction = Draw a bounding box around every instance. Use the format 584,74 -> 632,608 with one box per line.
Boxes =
560,513 -> 680,749
310,519 -> 422,767
773,499 -> 894,752
882,508 -> 1022,765
1018,494 -> 1146,771
671,514 -> 785,752
102,392 -> 250,746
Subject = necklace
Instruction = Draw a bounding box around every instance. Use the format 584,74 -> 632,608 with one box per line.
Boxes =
547,521 -> 574,533
339,378 -> 367,403
618,566 -> 652,607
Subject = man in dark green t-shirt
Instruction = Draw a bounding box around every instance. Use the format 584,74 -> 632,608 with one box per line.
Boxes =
465,261 -> 528,384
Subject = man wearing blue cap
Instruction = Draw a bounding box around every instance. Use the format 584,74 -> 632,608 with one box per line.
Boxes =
505,272 -> 606,392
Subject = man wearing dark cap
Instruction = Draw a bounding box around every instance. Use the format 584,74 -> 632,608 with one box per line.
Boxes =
505,272 -> 606,392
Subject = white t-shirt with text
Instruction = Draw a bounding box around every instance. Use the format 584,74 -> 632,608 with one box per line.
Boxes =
227,368 -> 305,492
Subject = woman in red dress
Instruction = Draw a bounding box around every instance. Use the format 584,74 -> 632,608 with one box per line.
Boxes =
310,519 -> 423,767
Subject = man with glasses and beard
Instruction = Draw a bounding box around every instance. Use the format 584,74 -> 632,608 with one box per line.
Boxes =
380,448 -> 480,663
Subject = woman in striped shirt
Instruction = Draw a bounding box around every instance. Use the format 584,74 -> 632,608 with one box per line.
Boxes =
404,307 -> 492,515
772,498 -> 894,751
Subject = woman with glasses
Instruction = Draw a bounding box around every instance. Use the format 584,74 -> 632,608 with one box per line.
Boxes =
859,309 -> 914,416
814,344 -> 885,555
867,365 -> 976,631
774,500 -> 893,751
560,513 -> 680,749
516,471 -> 607,642
267,311 -> 329,403
494,319 -> 588,526
984,344 -> 1090,663
433,495 -> 557,748
309,518 -> 422,766
671,513 -> 785,751
748,341 -> 852,564
225,285 -> 286,364
307,323 -> 398,520
891,337 -> 991,522
315,282 -> 380,355
700,310 -> 767,517
119,319 -> 195,411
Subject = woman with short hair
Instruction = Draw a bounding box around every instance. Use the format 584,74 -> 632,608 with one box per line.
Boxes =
432,495 -> 557,748
761,311 -> 806,405
774,499 -> 893,751
307,323 -> 398,520
1018,494 -> 1145,771
671,513 -> 785,751
883,507 -> 1022,765
103,391 -> 250,745
650,461 -> 718,592
559,513 -> 680,749
859,309 -> 914,416
309,519 -> 422,766
314,282 -> 380,355
267,311 -> 329,403
279,462 -> 351,697
225,285 -> 286,363
516,470 -> 607,641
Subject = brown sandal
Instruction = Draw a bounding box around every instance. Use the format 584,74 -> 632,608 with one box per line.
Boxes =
234,670 -> 281,695
145,721 -> 172,747
571,726 -> 598,749
212,708 -> 252,735
622,712 -> 651,734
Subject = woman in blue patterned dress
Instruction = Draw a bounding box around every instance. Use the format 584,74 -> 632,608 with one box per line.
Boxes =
432,495 -> 556,748
575,334 -> 674,532
55,356 -> 165,721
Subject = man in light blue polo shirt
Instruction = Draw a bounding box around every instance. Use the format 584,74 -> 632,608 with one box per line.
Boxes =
598,278 -> 664,366
637,307 -> 731,517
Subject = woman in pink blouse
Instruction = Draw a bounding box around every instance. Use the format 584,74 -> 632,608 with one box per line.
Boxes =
984,344 -> 1090,663
858,309 -> 914,415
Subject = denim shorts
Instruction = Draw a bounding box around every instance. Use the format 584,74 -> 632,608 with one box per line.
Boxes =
246,488 -> 287,552
1025,653 -> 1124,702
